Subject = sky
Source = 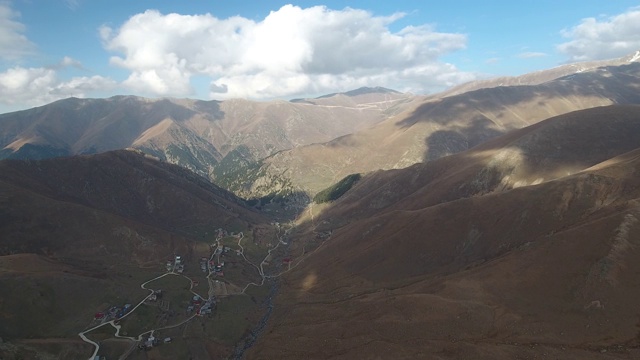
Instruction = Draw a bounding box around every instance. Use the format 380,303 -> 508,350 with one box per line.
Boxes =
1,0 -> 640,113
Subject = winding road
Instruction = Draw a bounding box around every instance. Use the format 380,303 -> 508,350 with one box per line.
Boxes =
78,223 -> 306,360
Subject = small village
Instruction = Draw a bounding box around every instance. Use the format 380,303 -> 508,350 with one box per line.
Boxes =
79,226 -> 288,359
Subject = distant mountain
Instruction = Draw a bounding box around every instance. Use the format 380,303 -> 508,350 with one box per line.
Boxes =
439,50 -> 640,97
248,105 -> 640,359
312,86 -> 402,99
3,53 -> 640,208
241,54 -> 640,199
0,91 -> 418,184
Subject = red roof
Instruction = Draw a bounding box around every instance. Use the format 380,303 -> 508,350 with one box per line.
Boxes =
94,312 -> 105,319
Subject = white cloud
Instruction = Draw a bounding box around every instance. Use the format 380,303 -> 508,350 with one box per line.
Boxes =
0,2 -> 36,60
0,63 -> 116,108
65,0 -> 81,11
101,5 -> 472,99
517,52 -> 547,59
558,7 -> 640,62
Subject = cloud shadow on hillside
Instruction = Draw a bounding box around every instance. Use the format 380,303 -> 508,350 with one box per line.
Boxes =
394,62 -> 640,163
193,100 -> 225,121
424,115 -> 505,162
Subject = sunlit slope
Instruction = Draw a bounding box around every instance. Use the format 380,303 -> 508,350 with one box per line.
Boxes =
249,105 -> 640,359
250,60 -> 640,196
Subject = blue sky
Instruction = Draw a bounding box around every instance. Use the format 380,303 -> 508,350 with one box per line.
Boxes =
1,0 -> 640,113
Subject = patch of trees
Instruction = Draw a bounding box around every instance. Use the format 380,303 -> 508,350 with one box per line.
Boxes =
313,174 -> 361,203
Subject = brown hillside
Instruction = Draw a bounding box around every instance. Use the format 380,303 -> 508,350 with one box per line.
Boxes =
248,108 -> 640,359
439,50 -> 640,98
252,60 -> 640,196
0,149 -> 264,231
318,105 -> 640,225
0,150 -> 271,343
0,90 -> 417,173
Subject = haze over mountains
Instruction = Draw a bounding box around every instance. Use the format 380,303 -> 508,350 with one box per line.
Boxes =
0,87 -> 416,190
3,53 -> 639,205
246,53 -> 640,197
2,52 -> 640,359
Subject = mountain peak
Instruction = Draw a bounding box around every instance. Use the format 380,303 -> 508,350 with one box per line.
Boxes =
626,50 -> 640,63
315,86 -> 400,99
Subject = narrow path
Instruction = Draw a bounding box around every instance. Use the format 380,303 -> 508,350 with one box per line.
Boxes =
78,224 -> 299,360
78,270 -> 208,359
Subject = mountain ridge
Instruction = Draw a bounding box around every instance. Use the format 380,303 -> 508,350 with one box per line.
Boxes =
247,104 -> 640,359
240,59 -> 640,200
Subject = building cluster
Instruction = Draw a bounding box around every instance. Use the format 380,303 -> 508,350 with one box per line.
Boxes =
208,245 -> 230,276
139,334 -> 172,350
167,255 -> 184,273
93,303 -> 132,322
147,289 -> 163,302
216,228 -> 228,238
186,295 -> 216,316
200,257 -> 209,273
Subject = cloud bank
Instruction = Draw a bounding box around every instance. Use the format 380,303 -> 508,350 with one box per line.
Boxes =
0,2 -> 115,110
0,60 -> 116,108
0,2 -> 35,60
101,5 -> 473,99
558,7 -> 640,61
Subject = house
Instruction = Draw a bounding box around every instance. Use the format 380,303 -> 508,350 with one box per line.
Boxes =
94,312 -> 105,320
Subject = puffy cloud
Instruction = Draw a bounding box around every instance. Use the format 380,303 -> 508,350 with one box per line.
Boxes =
0,64 -> 116,108
0,2 -> 36,60
101,5 -> 471,99
558,8 -> 640,61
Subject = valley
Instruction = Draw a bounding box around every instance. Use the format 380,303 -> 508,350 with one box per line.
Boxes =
78,228 -> 289,360
2,53 -> 640,359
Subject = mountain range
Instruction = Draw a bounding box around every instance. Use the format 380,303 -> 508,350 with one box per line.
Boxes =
244,54 -> 640,199
3,53 -> 639,205
0,87 -> 416,191
247,104 -> 640,359
2,52 -> 640,359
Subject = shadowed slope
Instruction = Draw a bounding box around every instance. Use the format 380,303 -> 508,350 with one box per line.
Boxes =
249,106 -> 640,359
0,150 -> 270,345
320,105 -> 640,224
250,60 -> 640,197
